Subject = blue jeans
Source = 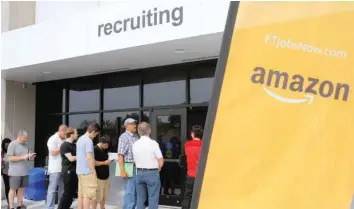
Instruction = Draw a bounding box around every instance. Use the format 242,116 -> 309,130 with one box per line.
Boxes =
136,170 -> 160,209
123,171 -> 137,209
47,172 -> 64,209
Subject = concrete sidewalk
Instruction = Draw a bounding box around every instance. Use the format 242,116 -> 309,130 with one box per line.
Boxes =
1,199 -> 179,209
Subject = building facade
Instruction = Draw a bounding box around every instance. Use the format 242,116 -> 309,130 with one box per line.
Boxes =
1,1 -> 229,207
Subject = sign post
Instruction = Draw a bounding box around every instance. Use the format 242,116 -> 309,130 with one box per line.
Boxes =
192,2 -> 354,209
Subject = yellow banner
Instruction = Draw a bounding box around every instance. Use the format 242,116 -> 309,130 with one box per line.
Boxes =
196,2 -> 354,209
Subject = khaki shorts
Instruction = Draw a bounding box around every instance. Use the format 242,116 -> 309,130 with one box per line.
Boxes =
96,179 -> 110,201
78,173 -> 97,200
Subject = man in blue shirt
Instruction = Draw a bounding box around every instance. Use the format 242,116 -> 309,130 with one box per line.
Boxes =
76,122 -> 101,209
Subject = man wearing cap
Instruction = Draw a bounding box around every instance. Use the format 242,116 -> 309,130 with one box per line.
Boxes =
117,118 -> 138,209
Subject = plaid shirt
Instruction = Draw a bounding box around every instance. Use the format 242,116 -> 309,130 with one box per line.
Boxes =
117,131 -> 138,163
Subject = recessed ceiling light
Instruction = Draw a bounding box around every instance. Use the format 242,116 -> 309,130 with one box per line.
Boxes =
41,72 -> 51,74
174,49 -> 186,54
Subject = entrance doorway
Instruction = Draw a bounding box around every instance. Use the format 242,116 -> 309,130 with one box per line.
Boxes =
150,106 -> 208,207
151,108 -> 187,206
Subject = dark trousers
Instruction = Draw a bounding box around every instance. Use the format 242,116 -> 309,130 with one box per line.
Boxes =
57,172 -> 78,209
181,176 -> 195,209
2,173 -> 10,204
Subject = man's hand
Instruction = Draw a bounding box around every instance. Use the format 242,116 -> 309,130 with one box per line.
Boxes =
22,154 -> 30,160
50,148 -> 60,156
104,160 -> 111,165
29,153 -> 36,159
120,170 -> 128,178
118,154 -> 128,178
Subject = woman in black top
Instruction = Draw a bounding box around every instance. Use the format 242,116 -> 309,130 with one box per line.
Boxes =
2,138 -> 12,204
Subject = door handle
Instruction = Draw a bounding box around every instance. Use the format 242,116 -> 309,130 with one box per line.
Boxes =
179,155 -> 186,168
178,159 -> 184,168
164,159 -> 179,163
163,159 -> 184,168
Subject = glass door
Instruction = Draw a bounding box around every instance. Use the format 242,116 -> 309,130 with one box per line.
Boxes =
151,108 -> 187,207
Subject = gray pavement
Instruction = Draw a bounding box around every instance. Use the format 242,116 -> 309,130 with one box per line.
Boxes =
1,198 -> 178,209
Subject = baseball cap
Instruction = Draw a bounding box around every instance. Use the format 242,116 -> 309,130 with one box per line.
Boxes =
124,118 -> 136,126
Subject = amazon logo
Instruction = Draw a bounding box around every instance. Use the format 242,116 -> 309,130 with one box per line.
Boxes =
251,67 -> 350,104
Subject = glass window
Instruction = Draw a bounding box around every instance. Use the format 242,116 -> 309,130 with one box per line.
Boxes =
69,82 -> 100,112
68,113 -> 100,136
36,82 -> 66,113
155,115 -> 182,160
154,114 -> 183,195
190,67 -> 215,104
187,106 -> 208,140
103,112 -> 139,152
34,114 -> 64,167
141,111 -> 150,123
144,68 -> 186,107
103,73 -> 140,110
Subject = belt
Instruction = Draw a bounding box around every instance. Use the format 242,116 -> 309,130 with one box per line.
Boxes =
136,168 -> 158,171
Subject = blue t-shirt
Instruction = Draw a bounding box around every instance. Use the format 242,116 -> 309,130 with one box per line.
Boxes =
76,135 -> 94,175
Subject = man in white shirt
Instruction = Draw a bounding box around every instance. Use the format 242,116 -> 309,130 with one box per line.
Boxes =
46,125 -> 67,209
132,122 -> 164,209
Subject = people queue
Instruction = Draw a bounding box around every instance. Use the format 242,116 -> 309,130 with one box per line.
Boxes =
1,118 -> 203,209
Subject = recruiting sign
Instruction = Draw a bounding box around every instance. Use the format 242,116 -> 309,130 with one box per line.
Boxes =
192,2 -> 354,209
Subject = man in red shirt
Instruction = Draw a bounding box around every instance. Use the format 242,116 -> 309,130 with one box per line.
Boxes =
181,125 -> 203,209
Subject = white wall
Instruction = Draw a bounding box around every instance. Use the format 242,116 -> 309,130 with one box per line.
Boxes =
1,79 -> 6,138
2,1 -> 230,70
1,1 -> 36,32
35,1 -> 132,23
35,1 -> 100,23
1,80 -> 36,200
1,79 -> 7,200
3,81 -> 36,154
1,1 -> 10,32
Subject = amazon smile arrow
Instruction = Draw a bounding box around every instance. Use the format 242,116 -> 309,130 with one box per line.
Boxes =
264,87 -> 314,104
